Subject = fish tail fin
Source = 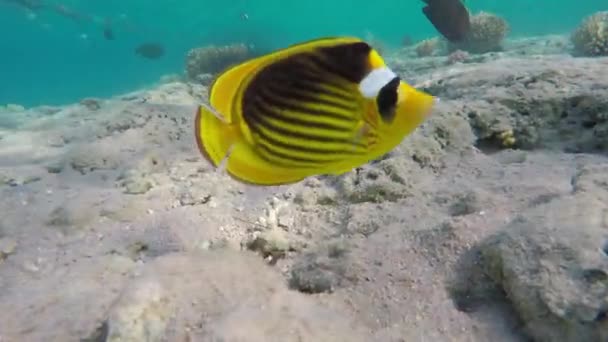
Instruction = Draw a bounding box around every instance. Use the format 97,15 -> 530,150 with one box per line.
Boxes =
194,104 -> 238,168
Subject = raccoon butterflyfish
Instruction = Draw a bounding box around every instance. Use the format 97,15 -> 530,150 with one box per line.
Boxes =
194,36 -> 436,186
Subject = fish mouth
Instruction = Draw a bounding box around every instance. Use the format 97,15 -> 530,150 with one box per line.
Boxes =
397,82 -> 436,125
427,96 -> 440,115
415,89 -> 436,119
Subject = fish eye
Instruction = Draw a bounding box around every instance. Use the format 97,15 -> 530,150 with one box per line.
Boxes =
376,77 -> 400,123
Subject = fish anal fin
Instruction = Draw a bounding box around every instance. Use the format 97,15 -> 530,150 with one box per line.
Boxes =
224,143 -> 312,186
195,105 -> 238,167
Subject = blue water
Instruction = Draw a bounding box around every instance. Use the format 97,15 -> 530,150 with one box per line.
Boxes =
0,0 -> 605,107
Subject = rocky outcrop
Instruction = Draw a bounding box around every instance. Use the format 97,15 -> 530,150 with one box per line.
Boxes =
1,36 -> 608,342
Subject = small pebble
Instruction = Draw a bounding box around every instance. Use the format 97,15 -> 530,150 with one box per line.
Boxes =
0,237 -> 17,259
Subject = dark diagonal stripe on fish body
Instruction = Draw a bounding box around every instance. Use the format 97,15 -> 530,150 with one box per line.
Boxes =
284,56 -> 356,99
250,95 -> 355,134
255,84 -> 357,128
256,143 -> 329,168
312,42 -> 373,84
247,99 -> 365,146
244,100 -> 346,143
264,80 -> 356,114
261,67 -> 355,107
253,126 -> 368,169
239,41 -> 378,168
259,70 -> 357,112
244,102 -> 368,161
253,126 -> 361,164
241,42 -> 374,130
286,68 -> 355,101
250,117 -> 364,156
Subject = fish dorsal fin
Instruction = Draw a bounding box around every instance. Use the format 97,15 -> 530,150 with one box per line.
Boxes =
208,37 -> 370,123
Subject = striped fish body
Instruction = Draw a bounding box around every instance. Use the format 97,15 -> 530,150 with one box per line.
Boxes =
195,37 -> 435,186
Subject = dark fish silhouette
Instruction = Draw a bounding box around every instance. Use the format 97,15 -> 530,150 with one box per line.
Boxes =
103,18 -> 114,40
103,27 -> 114,40
50,3 -> 93,23
3,0 -> 45,11
421,0 -> 470,43
134,43 -> 165,59
402,35 -> 413,47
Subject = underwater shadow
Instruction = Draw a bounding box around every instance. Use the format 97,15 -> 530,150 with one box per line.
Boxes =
445,236 -> 531,341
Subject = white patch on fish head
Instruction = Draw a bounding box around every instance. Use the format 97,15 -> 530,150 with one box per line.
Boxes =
358,67 -> 397,99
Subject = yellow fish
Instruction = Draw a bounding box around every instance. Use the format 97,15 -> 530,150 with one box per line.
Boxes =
194,36 -> 435,186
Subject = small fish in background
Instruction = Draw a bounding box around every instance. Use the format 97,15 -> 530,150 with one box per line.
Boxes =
103,18 -> 115,40
134,42 -> 165,59
50,3 -> 93,24
420,0 -> 471,43
194,36 -> 435,186
2,0 -> 45,12
103,27 -> 114,40
240,12 -> 249,21
25,10 -> 37,20
402,35 -> 413,47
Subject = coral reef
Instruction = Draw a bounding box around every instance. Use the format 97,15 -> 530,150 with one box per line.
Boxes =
415,37 -> 441,57
185,43 -> 251,82
446,49 -> 470,64
450,11 -> 510,54
571,11 -> 608,57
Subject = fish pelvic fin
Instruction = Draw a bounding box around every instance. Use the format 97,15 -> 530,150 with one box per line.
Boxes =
194,104 -> 239,168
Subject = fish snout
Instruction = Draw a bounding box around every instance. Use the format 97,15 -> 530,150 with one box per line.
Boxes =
397,83 -> 435,126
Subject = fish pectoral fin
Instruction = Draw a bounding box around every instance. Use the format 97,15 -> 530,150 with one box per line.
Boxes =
350,121 -> 370,151
216,144 -> 235,174
199,102 -> 229,124
195,104 -> 238,167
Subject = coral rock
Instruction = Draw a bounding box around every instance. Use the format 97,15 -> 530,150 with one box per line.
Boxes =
185,43 -> 250,80
450,11 -> 510,54
571,11 -> 608,57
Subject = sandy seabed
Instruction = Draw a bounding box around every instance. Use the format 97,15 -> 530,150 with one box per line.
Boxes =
1,35 -> 608,342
